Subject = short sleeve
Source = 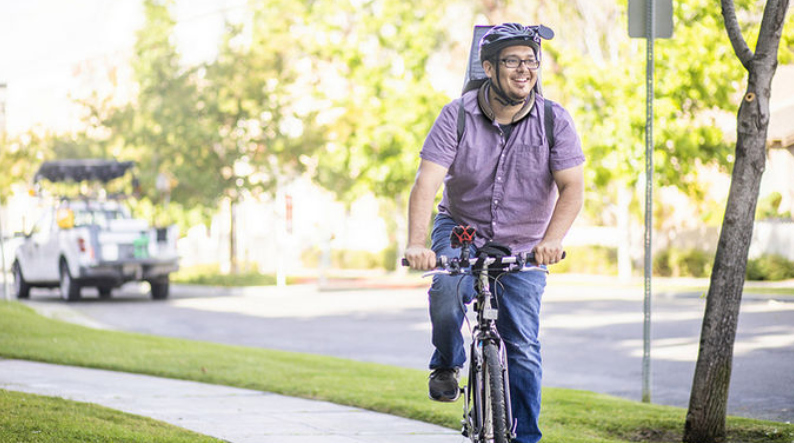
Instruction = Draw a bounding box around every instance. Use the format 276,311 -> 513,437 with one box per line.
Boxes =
420,98 -> 461,168
548,103 -> 586,172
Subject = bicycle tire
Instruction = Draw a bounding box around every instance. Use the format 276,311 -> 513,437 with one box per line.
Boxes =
483,341 -> 509,443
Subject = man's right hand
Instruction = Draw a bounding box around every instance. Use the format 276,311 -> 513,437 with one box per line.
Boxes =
404,245 -> 437,271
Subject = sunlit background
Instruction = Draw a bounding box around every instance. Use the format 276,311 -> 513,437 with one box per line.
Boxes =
1,0 -> 793,280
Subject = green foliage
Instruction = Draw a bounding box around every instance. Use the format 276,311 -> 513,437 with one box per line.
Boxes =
4,0 -> 792,247
123,0 -> 221,212
301,247 -> 390,270
755,192 -> 792,220
545,0 -> 751,219
746,254 -> 794,281
654,248 -> 714,278
782,11 -> 794,64
382,242 -> 399,272
201,3 -> 325,200
306,0 -> 451,204
552,246 -> 618,275
0,132 -> 43,203
171,263 -> 287,286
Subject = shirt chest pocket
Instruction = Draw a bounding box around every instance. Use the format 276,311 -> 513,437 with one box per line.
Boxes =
514,144 -> 548,173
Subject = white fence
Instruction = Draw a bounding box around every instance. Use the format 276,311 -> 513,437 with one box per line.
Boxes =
566,220 -> 794,261
748,220 -> 794,260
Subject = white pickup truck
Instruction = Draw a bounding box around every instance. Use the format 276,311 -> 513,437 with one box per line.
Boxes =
11,160 -> 179,301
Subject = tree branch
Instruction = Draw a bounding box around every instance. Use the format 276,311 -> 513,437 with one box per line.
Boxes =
755,0 -> 791,64
721,0 -> 754,68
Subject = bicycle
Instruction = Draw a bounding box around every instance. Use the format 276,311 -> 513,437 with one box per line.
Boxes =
404,225 -> 555,443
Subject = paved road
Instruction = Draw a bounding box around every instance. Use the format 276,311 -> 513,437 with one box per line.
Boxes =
14,277 -> 794,423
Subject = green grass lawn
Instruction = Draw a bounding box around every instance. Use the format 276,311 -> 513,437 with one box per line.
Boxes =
0,389 -> 222,443
1,301 -> 791,443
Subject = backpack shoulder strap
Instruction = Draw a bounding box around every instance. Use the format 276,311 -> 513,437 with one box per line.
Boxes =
457,98 -> 465,144
544,98 -> 555,150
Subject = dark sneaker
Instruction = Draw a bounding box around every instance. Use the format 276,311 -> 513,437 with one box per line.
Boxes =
429,368 -> 461,402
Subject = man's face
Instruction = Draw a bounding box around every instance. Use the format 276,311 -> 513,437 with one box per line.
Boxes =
484,45 -> 538,102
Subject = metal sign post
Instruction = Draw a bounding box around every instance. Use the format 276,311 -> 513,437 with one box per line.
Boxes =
629,0 -> 673,404
642,0 -> 656,406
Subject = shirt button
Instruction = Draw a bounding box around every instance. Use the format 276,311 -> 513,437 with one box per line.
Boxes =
494,200 -> 499,205
497,177 -> 502,181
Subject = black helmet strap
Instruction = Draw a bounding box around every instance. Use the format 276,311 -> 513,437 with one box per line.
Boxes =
478,81 -> 535,124
487,56 -> 527,107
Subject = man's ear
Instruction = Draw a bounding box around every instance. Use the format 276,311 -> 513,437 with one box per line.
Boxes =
482,59 -> 495,79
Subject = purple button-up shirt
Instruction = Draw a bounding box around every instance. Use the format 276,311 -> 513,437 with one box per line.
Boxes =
421,90 -> 585,253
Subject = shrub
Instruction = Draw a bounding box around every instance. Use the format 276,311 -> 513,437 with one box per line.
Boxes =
382,243 -> 399,272
678,249 -> 712,278
171,263 -> 279,286
653,249 -> 674,277
755,192 -> 792,220
653,248 -> 713,278
746,254 -> 794,281
301,247 -> 387,270
553,245 -> 618,275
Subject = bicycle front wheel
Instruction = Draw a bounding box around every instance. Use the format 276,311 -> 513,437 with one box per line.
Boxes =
483,341 -> 509,443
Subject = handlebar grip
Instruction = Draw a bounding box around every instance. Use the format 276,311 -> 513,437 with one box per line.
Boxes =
402,256 -> 448,268
526,251 -> 567,264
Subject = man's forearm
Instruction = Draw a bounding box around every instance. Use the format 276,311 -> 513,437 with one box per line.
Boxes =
543,184 -> 584,243
407,185 -> 435,247
406,160 -> 447,248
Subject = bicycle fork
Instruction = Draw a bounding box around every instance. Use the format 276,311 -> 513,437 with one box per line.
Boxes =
461,272 -> 517,442
462,335 -> 516,442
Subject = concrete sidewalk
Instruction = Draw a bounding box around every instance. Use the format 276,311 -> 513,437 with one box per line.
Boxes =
0,359 -> 459,443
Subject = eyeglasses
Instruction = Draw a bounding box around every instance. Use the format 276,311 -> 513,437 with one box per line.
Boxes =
500,58 -> 540,70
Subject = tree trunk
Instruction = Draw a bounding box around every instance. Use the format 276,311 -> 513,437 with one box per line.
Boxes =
683,109 -> 765,442
684,1 -> 789,441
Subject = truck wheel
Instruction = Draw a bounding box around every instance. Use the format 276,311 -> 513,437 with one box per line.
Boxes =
59,261 -> 82,302
98,286 -> 113,299
150,278 -> 170,300
13,261 -> 31,299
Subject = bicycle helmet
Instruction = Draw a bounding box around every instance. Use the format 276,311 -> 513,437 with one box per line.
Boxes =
478,23 -> 554,105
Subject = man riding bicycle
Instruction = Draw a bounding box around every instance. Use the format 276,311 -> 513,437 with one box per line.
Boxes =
404,23 -> 585,443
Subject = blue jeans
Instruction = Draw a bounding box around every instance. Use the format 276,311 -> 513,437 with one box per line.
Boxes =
428,214 -> 546,443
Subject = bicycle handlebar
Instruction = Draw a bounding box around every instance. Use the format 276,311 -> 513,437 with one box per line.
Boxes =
401,251 -> 565,269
